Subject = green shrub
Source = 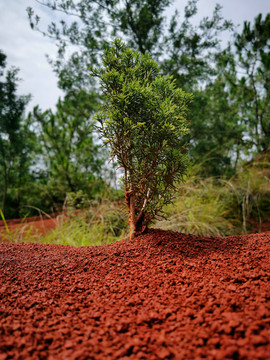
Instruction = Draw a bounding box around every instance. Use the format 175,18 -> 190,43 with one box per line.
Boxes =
91,39 -> 192,239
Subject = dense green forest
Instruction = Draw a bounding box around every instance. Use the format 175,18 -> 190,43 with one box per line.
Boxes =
0,0 -> 269,239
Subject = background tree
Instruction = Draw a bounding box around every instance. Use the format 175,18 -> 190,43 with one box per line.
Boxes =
189,12 -> 270,176
27,0 -> 173,91
27,0 -> 232,92
228,13 -> 270,154
30,90 -> 108,208
187,68 -> 246,177
161,1 -> 232,91
92,39 -> 192,239
0,50 -> 34,218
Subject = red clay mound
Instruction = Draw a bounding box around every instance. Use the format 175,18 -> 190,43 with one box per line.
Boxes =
0,229 -> 270,359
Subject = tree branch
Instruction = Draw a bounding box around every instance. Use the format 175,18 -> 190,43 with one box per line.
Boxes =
35,0 -> 81,18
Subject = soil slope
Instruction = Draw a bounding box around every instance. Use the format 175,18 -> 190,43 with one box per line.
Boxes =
0,229 -> 270,360
0,213 -> 63,237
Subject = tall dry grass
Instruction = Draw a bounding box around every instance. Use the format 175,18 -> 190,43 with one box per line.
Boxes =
155,156 -> 270,236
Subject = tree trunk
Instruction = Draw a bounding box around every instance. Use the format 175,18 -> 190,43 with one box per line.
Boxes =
128,193 -> 137,239
128,193 -> 147,239
65,172 -> 75,192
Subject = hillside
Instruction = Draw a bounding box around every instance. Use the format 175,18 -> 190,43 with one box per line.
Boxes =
0,229 -> 270,359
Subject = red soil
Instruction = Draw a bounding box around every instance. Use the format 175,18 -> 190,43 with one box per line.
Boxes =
0,213 -> 65,237
250,217 -> 270,234
1,229 -> 270,359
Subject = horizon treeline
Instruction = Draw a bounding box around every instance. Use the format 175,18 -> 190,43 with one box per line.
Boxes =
1,0 -> 269,219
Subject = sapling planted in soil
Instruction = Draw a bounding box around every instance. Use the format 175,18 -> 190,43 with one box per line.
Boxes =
91,39 -> 192,239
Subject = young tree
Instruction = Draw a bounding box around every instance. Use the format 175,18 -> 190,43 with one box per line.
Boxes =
91,39 -> 192,239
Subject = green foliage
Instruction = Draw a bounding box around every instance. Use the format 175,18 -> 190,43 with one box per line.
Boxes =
213,13 -> 270,156
27,0 -> 232,93
20,2 -> 270,228
92,39 -> 192,238
162,1 -> 233,90
187,83 -> 245,178
184,13 -> 270,177
0,50 -> 35,218
233,13 -> 270,153
29,90 -> 108,208
27,0 -> 174,90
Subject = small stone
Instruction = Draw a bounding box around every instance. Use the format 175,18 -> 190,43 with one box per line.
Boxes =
228,284 -> 237,292
157,347 -> 171,359
64,340 -> 73,349
251,335 -> 268,346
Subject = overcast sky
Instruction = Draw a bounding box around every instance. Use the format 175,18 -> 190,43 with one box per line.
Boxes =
0,0 -> 269,113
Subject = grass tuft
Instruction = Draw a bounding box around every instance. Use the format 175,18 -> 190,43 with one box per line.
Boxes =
1,200 -> 128,246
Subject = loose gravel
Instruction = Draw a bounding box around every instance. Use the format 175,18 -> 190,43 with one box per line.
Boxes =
1,229 -> 270,359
